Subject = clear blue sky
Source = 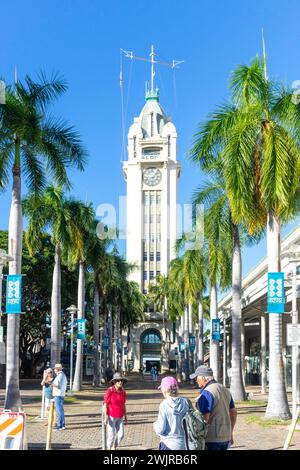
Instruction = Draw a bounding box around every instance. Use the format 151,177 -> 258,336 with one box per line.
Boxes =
1,0 -> 300,279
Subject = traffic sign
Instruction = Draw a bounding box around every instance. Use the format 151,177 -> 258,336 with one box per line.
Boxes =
267,272 -> 285,313
287,324 -> 300,346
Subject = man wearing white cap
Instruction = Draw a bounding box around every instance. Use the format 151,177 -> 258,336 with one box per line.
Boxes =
52,363 -> 67,431
190,365 -> 237,450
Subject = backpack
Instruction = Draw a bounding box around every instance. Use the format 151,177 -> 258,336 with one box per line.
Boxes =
182,399 -> 208,450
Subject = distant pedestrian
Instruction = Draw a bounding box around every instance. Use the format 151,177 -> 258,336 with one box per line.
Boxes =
190,365 -> 237,450
153,376 -> 189,450
52,363 -> 67,431
103,372 -> 128,450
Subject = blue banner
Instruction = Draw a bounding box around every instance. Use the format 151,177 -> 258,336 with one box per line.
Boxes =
189,335 -> 196,352
212,319 -> 221,341
77,319 -> 86,340
6,275 -> 22,314
116,338 -> 121,353
179,341 -> 186,352
268,272 -> 285,313
103,335 -> 110,350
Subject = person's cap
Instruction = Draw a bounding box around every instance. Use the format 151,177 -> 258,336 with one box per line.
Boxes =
54,363 -> 63,370
110,372 -> 128,384
189,365 -> 214,379
158,376 -> 178,390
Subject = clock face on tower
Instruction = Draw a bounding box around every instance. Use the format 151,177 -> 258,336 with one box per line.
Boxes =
143,167 -> 162,186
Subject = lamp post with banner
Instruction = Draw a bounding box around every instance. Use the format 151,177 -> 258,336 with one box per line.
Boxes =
0,250 -> 14,328
281,245 -> 300,420
66,305 -> 78,396
0,250 -> 14,382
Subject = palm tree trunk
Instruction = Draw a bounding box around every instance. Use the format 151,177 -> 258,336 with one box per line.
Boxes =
198,294 -> 204,365
92,285 -> 100,387
73,260 -> 85,391
5,160 -> 22,410
230,224 -> 246,400
210,281 -> 219,381
188,302 -> 194,375
183,305 -> 189,380
50,244 -> 61,366
108,306 -> 113,367
102,300 -> 107,371
177,314 -> 184,382
265,211 -> 291,418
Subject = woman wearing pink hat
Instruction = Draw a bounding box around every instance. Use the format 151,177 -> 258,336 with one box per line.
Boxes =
153,376 -> 189,450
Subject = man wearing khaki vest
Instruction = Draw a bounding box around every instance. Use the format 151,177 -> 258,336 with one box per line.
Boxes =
190,365 -> 237,450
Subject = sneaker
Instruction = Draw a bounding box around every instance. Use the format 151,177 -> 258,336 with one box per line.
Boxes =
54,427 -> 61,432
61,426 -> 66,430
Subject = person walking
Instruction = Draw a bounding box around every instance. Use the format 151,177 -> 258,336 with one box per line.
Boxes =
190,365 -> 237,450
153,376 -> 189,450
52,363 -> 67,431
103,372 -> 128,450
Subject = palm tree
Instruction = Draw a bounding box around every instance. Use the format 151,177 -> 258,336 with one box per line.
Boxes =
192,172 -> 247,400
191,56 -> 299,418
66,201 -> 94,392
24,186 -> 83,367
1,73 -> 86,410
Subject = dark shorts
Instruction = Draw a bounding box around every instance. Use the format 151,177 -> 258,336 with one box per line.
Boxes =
159,442 -> 171,450
206,442 -> 229,450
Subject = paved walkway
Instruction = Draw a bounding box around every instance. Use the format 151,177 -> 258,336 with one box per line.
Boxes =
1,375 -> 299,450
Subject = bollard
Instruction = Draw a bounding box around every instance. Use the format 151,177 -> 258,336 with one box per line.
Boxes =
46,400 -> 54,450
101,404 -> 107,450
283,406 -> 300,450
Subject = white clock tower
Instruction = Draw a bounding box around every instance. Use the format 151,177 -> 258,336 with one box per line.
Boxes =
122,48 -> 181,373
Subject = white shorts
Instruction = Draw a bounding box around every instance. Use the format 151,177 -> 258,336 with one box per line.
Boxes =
45,397 -> 53,408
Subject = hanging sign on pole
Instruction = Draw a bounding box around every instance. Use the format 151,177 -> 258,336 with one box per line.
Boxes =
6,275 -> 22,314
77,319 -> 86,340
212,319 -> 221,341
189,335 -> 196,352
267,272 -> 285,313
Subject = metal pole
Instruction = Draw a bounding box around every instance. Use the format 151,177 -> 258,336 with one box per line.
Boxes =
0,264 -> 3,328
261,313 -> 267,394
223,315 -> 227,387
69,312 -> 74,396
292,263 -> 298,419
46,400 -> 54,450
40,386 -> 45,419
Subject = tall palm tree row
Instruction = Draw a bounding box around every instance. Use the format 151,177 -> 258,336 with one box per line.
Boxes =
191,170 -> 248,400
190,56 -> 300,418
0,74 -> 87,410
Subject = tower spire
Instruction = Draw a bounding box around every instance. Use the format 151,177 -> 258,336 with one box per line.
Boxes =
150,44 -> 155,93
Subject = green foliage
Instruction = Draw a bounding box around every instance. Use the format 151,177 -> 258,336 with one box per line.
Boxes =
0,72 -> 87,192
0,230 -> 77,377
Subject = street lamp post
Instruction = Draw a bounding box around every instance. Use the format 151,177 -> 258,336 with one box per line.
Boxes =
282,245 -> 300,419
66,305 -> 78,396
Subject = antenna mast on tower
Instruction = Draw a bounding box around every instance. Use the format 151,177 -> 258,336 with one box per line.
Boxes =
120,45 -> 184,98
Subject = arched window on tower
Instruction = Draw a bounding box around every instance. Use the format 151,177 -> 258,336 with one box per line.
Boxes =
168,135 -> 171,158
150,113 -> 154,137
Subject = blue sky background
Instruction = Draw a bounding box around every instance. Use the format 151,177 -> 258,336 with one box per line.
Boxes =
1,0 -> 300,283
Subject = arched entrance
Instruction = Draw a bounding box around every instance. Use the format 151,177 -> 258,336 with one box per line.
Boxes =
140,329 -> 162,372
